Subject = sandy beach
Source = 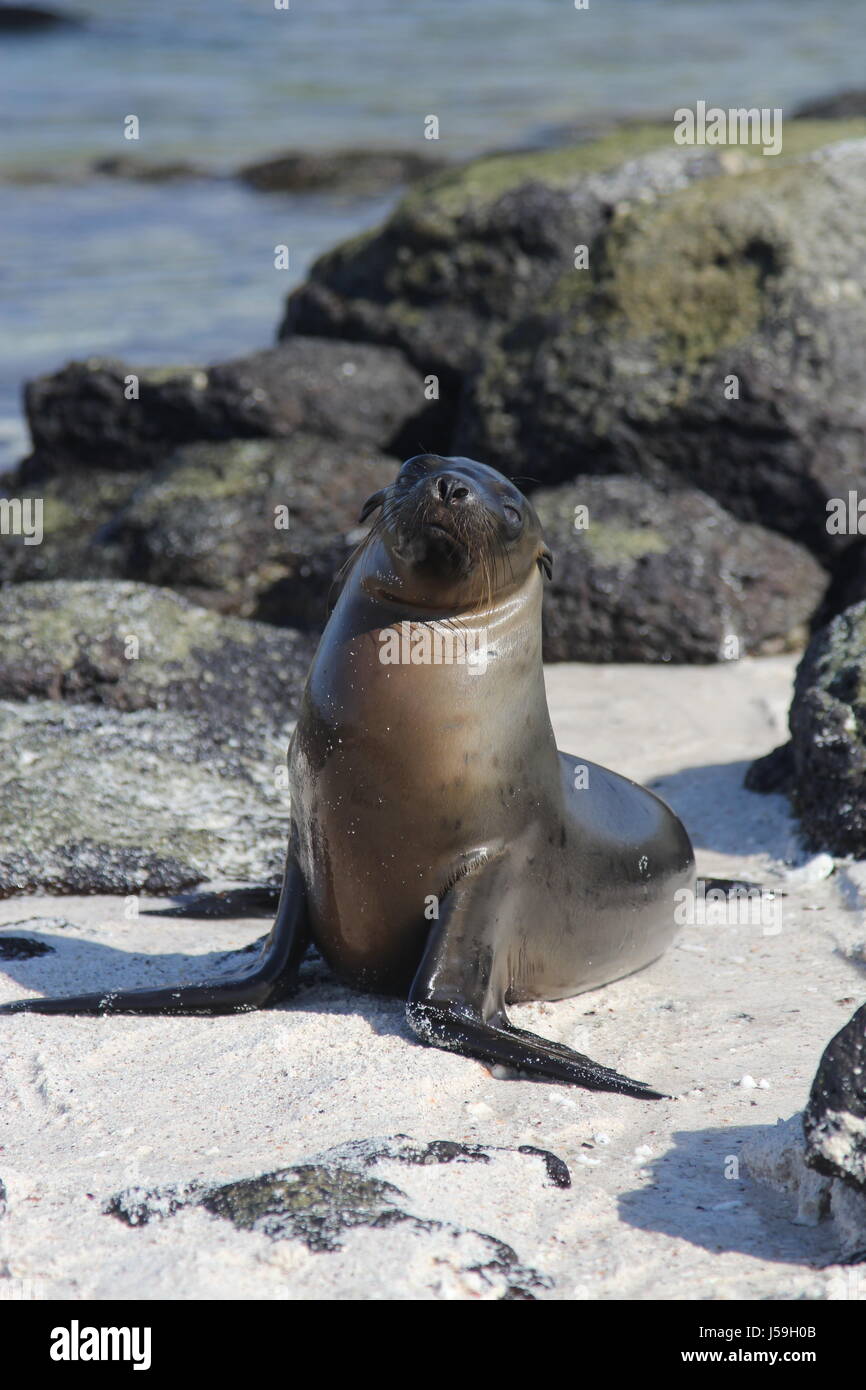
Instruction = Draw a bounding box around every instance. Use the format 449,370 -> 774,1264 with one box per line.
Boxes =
1,654 -> 862,1301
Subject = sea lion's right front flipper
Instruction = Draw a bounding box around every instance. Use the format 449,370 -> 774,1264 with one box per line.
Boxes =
406,858 -> 665,1100
0,855 -> 309,1017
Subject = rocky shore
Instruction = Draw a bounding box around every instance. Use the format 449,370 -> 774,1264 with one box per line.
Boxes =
4,115 -> 866,868
10,119 -> 866,641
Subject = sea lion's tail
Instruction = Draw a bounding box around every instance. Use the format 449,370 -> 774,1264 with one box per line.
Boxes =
0,858 -> 308,1017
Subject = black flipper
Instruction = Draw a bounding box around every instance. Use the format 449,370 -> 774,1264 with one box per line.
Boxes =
0,855 -> 309,1017
405,855 -> 665,1100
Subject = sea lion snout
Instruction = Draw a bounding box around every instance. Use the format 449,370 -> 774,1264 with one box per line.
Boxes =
430,471 -> 472,507
419,468 -> 483,549
424,468 -> 524,545
410,456 -> 523,530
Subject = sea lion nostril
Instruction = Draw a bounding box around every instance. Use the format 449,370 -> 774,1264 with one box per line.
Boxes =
435,474 -> 471,505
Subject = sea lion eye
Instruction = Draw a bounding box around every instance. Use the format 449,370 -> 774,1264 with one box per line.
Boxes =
503,502 -> 522,527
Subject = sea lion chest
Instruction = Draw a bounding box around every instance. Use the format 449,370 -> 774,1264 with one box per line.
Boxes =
289,588 -> 556,991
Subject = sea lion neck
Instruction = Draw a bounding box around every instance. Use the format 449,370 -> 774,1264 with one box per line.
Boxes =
351,533 -> 538,622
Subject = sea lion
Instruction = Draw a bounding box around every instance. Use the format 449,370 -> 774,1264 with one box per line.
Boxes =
0,455 -> 695,1097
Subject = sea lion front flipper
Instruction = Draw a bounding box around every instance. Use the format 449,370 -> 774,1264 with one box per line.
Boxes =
0,855 -> 309,1017
405,861 -> 665,1100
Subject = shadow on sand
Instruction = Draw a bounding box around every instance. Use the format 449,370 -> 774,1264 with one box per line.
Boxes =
650,759 -> 800,861
617,1121 -> 840,1268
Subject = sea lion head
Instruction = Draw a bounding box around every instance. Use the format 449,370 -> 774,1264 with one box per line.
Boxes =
359,454 -> 552,609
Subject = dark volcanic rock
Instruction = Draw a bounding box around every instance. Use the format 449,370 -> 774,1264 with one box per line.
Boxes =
281,122 -> 866,555
795,90 -> 866,120
22,338 -> 436,478
251,536 -> 355,630
536,477 -> 827,663
0,470 -> 137,584
281,130 -> 732,394
787,601 -> 866,854
804,1002 -> 866,1191
811,538 -> 866,630
456,136 -> 866,553
105,1135 -> 563,1298
0,699 -> 290,896
22,360 -> 219,476
0,581 -> 315,731
99,436 -> 394,623
203,339 -> 434,454
743,740 -> 795,794
0,5 -> 79,28
90,156 -> 207,182
238,148 -> 447,195
1,436 -> 395,627
741,1112 -> 866,1258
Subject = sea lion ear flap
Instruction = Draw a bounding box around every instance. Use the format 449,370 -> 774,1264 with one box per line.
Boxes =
538,546 -> 553,580
358,489 -> 386,524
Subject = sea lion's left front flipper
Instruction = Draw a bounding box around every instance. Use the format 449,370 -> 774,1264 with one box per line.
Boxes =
0,854 -> 309,1017
406,857 -> 665,1100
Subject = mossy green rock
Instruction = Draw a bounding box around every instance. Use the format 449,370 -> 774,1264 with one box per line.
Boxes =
3,437 -> 395,628
0,581 -> 312,894
0,699 -> 290,896
537,476 -> 827,662
281,128 -> 740,385
238,147 -> 446,195
0,470 -> 137,584
106,1135 -> 558,1297
788,601 -> 866,854
101,435 -> 394,624
283,123 -> 866,557
0,581 -> 315,730
459,136 -> 866,557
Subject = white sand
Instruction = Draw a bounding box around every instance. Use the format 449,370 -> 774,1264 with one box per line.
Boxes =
1,655 -> 864,1300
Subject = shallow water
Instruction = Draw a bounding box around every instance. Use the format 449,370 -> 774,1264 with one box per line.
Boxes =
0,177 -> 396,467
2,0 -> 864,469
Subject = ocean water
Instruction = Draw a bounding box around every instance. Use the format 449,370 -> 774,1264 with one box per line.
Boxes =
1,0 -> 864,469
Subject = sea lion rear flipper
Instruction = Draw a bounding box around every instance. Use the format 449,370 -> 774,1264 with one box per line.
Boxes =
0,855 -> 309,1017
405,861 -> 665,1100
